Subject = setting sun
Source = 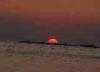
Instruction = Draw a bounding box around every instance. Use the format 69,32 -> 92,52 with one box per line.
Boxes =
48,37 -> 58,44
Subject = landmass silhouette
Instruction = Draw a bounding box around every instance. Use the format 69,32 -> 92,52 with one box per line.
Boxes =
17,40 -> 100,48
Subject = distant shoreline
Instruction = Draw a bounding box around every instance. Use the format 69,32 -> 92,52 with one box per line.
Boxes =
17,40 -> 100,48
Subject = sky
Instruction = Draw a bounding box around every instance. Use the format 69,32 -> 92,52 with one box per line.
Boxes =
0,0 -> 100,46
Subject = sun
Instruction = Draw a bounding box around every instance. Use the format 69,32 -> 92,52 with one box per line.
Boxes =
48,37 -> 58,44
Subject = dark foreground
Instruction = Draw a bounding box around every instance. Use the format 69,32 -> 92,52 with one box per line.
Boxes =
0,42 -> 100,72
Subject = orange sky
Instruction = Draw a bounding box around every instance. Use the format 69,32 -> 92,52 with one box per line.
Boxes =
0,0 -> 100,45
0,0 -> 100,23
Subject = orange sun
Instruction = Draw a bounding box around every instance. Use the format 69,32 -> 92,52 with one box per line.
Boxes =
48,37 -> 58,44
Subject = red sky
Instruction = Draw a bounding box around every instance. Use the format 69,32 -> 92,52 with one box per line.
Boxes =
0,0 -> 100,23
0,0 -> 100,45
